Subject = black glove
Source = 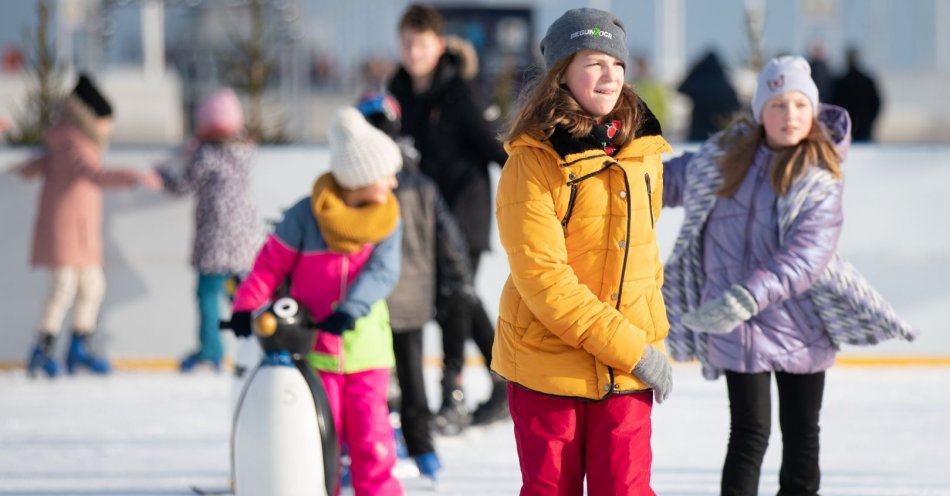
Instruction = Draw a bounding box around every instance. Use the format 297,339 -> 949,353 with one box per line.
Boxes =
231,311 -> 253,338
317,311 -> 355,336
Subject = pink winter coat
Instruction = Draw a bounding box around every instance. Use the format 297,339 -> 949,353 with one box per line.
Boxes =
22,120 -> 139,267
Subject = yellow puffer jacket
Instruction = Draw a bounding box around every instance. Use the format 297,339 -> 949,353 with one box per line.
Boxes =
493,130 -> 671,400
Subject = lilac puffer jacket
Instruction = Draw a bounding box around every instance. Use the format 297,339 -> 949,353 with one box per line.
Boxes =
664,105 -> 848,374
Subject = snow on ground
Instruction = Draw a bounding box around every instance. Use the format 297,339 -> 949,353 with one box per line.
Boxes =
1,362 -> 949,496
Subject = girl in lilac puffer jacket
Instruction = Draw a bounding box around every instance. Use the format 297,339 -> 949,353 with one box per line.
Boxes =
662,56 -> 915,496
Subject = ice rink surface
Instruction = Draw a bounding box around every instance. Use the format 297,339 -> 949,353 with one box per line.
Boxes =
2,361 -> 948,496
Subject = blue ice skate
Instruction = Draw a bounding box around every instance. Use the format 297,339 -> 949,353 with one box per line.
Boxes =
66,333 -> 111,374
414,451 -> 442,482
179,352 -> 222,372
27,343 -> 61,378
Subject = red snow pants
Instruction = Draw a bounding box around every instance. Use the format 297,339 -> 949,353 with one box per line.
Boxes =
508,383 -> 655,496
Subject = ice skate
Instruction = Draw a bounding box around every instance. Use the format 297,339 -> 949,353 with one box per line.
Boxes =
26,334 -> 60,379
471,381 -> 510,426
433,387 -> 470,436
65,332 -> 110,375
179,352 -> 222,373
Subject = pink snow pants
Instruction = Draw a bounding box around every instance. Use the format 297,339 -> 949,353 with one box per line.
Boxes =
508,383 -> 655,496
319,368 -> 402,496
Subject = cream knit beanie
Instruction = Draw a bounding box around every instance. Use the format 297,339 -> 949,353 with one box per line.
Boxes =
328,107 -> 402,189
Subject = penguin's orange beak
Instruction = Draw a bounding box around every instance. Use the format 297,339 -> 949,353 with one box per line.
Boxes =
255,312 -> 278,337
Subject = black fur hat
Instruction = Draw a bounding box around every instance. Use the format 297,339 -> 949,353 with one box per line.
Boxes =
72,74 -> 113,117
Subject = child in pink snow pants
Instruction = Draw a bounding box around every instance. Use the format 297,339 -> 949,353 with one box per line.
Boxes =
232,107 -> 405,496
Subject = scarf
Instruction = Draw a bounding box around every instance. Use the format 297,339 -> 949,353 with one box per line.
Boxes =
310,173 -> 400,253
548,119 -> 622,158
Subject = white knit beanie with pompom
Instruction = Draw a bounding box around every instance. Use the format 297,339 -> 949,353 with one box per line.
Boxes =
328,107 -> 402,189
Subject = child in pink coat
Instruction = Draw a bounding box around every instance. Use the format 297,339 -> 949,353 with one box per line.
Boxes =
16,74 -> 158,377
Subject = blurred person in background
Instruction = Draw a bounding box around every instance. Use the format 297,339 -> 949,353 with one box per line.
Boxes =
831,46 -> 882,142
631,54 -> 669,131
388,3 -> 510,434
806,40 -> 833,102
151,88 -> 260,372
356,91 -> 475,482
678,50 -> 741,141
14,74 -> 160,378
662,56 -> 915,496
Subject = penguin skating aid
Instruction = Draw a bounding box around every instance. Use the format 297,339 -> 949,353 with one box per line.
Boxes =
225,296 -> 338,496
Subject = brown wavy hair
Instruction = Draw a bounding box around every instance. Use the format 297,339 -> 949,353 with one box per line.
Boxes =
503,56 -> 641,147
717,116 -> 842,197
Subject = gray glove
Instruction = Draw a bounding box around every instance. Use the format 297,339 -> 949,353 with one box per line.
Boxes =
681,284 -> 758,334
632,346 -> 672,404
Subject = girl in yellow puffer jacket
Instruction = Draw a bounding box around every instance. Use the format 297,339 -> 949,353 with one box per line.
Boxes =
493,8 -> 672,496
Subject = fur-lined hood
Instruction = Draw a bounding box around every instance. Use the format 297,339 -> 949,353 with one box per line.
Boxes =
60,95 -> 105,147
443,35 -> 478,81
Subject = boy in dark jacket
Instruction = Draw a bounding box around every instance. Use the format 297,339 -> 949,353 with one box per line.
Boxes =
388,1 -> 509,433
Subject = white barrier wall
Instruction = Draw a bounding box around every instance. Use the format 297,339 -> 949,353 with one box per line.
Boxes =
0,144 -> 947,364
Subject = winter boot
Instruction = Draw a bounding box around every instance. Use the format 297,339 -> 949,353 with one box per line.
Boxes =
434,372 -> 470,436
66,332 -> 111,375
472,379 -> 510,426
26,333 -> 61,378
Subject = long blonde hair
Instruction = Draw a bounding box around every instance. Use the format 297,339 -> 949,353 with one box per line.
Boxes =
717,116 -> 843,197
504,56 -> 641,147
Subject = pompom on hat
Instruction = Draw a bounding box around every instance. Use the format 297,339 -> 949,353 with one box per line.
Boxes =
540,8 -> 628,71
195,88 -> 244,140
72,74 -> 113,117
328,107 -> 402,189
752,55 -> 820,123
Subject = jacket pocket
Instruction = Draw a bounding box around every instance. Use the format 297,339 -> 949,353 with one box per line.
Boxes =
308,331 -> 343,373
622,286 -> 659,343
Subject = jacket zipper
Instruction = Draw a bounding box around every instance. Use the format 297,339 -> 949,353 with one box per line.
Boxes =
644,172 -> 655,229
616,166 -> 633,308
742,167 -> 767,367
608,165 -> 634,396
339,255 -> 349,307
561,184 -> 578,234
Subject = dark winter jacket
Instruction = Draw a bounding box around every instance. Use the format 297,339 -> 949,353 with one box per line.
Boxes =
387,142 -> 473,331
677,51 -> 741,141
388,39 -> 507,253
830,66 -> 881,141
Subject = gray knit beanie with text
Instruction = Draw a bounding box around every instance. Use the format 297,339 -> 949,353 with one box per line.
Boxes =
540,8 -> 628,71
